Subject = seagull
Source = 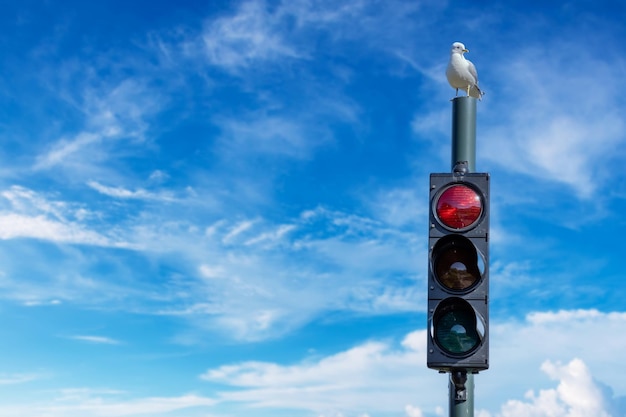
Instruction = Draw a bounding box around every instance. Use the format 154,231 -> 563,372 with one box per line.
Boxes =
446,42 -> 484,100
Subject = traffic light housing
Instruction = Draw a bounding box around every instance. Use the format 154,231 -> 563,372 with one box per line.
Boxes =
427,172 -> 489,372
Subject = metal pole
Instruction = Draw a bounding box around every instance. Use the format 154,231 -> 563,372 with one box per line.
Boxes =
449,95 -> 478,417
451,96 -> 476,172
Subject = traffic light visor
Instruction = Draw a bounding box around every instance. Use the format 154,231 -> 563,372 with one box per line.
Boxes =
432,298 -> 484,356
435,184 -> 482,230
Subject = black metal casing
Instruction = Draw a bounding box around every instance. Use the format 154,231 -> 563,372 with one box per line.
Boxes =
427,172 -> 490,372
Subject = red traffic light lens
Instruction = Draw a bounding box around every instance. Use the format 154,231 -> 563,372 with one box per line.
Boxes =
436,185 -> 482,230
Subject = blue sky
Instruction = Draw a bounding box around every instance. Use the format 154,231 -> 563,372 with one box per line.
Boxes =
1,0 -> 625,416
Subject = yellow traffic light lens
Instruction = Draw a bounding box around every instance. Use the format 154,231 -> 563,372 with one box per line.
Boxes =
432,235 -> 481,291
433,298 -> 483,356
436,185 -> 482,230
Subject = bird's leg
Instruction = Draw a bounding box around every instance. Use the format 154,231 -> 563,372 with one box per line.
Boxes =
455,88 -> 459,97
466,85 -> 471,96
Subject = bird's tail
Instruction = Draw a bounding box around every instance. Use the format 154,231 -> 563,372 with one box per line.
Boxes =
470,85 -> 485,100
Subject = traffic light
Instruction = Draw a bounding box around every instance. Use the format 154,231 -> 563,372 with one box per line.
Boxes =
427,171 -> 489,372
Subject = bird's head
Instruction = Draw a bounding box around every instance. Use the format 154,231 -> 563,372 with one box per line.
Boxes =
451,42 -> 469,54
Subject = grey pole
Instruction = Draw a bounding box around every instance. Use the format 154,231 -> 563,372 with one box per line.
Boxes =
449,95 -> 478,417
451,96 -> 476,172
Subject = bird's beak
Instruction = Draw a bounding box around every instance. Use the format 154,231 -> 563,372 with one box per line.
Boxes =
463,49 -> 469,53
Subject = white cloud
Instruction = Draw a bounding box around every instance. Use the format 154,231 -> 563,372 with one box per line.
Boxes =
87,181 -> 150,199
244,224 -> 296,246
367,186 -> 428,228
23,299 -> 63,306
486,359 -> 615,417
2,197 -> 421,329
480,310 -> 626,411
2,186 -> 72,219
192,0 -> 427,77
200,0 -> 303,71
201,331 -> 428,413
148,170 -> 169,183
481,44 -> 626,198
0,391 -> 216,417
34,132 -> 103,170
0,186 -> 125,247
221,219 -> 258,244
87,181 -> 176,202
34,68 -> 165,176
0,213 -> 111,246
526,309 -> 626,324
405,404 -> 424,417
214,114 -> 330,160
4,333 -> 622,417
69,335 -> 123,345
196,310 -> 626,416
171,208 -> 421,340
0,373 -> 42,385
0,265 -> 144,308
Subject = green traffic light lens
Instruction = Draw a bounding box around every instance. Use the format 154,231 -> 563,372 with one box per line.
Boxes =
433,298 -> 483,356
432,235 -> 481,291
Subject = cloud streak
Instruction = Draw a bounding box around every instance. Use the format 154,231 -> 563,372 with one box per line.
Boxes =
0,392 -> 216,417
69,335 -> 123,345
34,78 -> 164,174
0,373 -> 42,385
87,181 -> 176,202
200,0 -> 303,71
0,186 -> 122,247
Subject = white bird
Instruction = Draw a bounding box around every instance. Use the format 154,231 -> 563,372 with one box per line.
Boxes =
446,42 -> 484,100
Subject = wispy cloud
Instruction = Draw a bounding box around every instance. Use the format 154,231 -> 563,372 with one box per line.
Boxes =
200,0 -> 303,71
87,181 -> 176,202
0,194 -> 420,335
481,44 -> 626,198
214,114 -> 328,160
69,335 -> 123,345
34,77 -> 164,171
0,373 -> 42,385
0,262 -> 145,308
34,132 -> 104,171
0,186 -> 121,247
156,207 -> 421,341
0,213 -> 111,245
192,0 -> 421,74
221,219 -> 258,244
0,391 -> 216,417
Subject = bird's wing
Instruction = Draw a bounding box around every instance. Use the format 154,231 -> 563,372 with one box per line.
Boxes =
466,59 -> 479,84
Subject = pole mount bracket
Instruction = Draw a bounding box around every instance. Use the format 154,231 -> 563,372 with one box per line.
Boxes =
451,370 -> 468,402
453,161 -> 469,176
